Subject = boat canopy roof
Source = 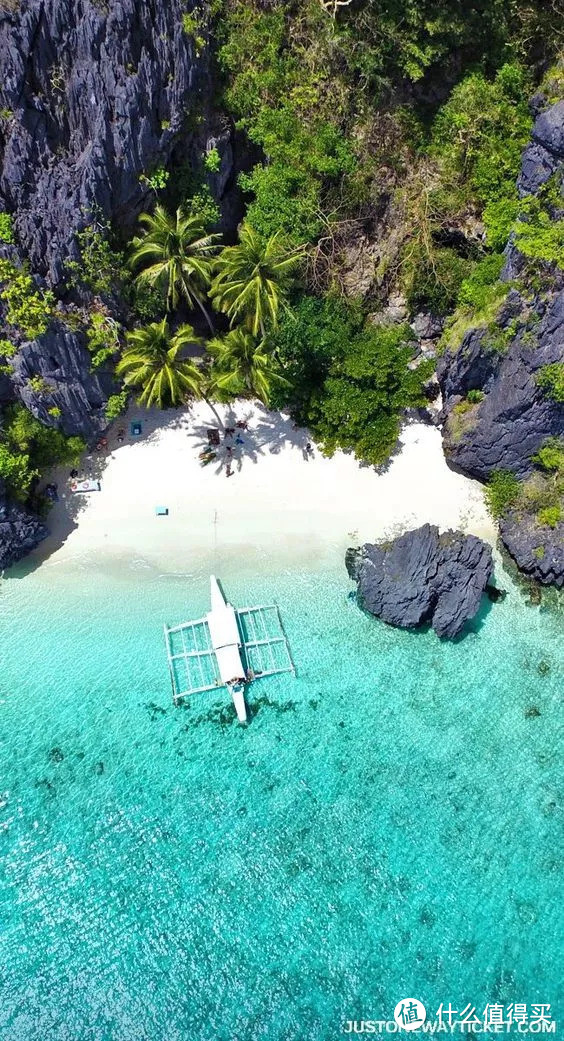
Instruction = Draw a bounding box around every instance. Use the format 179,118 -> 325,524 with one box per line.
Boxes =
207,602 -> 240,649
216,644 -> 245,684
207,576 -> 241,649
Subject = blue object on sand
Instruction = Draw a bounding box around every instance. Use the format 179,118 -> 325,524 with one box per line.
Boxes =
131,421 -> 142,436
155,506 -> 168,516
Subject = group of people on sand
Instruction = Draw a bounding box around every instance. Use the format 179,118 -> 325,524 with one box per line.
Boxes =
224,423 -> 246,478
200,420 -> 248,476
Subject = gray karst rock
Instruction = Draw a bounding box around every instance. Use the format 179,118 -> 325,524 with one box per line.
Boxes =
499,513 -> 564,588
437,98 -> 564,588
437,289 -> 564,482
0,479 -> 48,571
346,524 -> 494,639
517,99 -> 564,197
0,0 -> 213,285
9,322 -> 116,439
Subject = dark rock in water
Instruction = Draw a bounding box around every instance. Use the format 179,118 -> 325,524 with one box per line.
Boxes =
0,0 -> 212,284
499,513 -> 564,588
437,290 -> 564,482
486,584 -> 506,603
525,705 -> 541,718
0,479 -> 48,570
347,524 -> 494,639
528,585 -> 543,606
48,747 -> 64,763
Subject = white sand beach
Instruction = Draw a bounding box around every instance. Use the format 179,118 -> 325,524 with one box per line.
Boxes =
35,401 -> 496,574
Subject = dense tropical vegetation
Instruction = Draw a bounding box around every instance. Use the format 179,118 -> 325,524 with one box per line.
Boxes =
0,0 -> 561,507
207,328 -> 288,405
116,320 -> 205,409
210,224 -> 302,336
129,206 -> 220,330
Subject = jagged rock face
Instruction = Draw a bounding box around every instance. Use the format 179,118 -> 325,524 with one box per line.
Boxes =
346,523 -> 494,639
437,290 -> 564,481
500,513 -> 564,588
0,479 -> 48,570
10,322 -> 115,439
0,0 -> 209,284
518,99 -> 564,197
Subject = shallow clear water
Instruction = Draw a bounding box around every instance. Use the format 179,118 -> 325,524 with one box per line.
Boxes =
0,551 -> 562,1040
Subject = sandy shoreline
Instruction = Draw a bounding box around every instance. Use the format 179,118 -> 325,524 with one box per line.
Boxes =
32,401 -> 496,575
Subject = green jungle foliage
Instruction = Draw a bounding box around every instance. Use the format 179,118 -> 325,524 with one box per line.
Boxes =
466,389 -> 485,404
0,259 -> 55,339
486,439 -> 563,528
515,211 -> 564,269
0,336 -> 17,358
207,328 -> 288,406
0,404 -> 85,501
116,319 -> 205,409
210,223 -> 303,335
0,212 -> 14,243
105,391 -> 129,421
1,0 -> 561,497
429,64 -> 532,242
536,363 -> 564,404
66,221 -> 126,295
537,504 -> 562,529
269,296 -> 432,465
485,470 -> 521,518
533,438 -> 564,475
86,311 -> 121,369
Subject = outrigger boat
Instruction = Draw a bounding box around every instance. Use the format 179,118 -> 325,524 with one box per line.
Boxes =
163,576 -> 295,723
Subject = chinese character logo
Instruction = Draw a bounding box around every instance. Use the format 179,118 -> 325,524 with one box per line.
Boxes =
394,999 -> 427,1031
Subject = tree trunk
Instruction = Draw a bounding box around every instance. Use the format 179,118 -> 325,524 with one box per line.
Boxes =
203,394 -> 223,428
195,294 -> 216,335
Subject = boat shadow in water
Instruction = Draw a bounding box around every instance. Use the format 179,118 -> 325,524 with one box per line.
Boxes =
182,690 -> 299,731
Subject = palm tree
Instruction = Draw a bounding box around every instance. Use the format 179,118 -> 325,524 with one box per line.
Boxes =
116,319 -> 204,408
129,205 -> 220,332
207,328 -> 289,406
209,223 -> 302,337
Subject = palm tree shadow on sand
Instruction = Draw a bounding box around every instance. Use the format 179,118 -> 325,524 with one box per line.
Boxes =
189,402 -> 315,476
5,401 -> 318,576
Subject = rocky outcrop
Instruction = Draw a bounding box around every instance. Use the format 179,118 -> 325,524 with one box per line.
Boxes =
0,479 -> 48,570
0,0 -> 211,285
346,524 -> 494,638
499,513 -> 564,588
436,98 -> 564,588
438,289 -> 564,481
518,99 -> 564,197
9,322 -> 115,439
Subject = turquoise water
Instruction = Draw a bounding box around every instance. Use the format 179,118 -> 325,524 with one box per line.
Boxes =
0,551 -> 562,1040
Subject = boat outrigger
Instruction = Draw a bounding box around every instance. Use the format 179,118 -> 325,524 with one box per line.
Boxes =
163,576 -> 295,723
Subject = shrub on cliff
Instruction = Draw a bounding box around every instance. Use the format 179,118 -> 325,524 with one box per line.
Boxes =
485,470 -> 521,518
0,259 -> 54,339
0,405 -> 85,501
429,64 -> 532,246
536,364 -> 564,404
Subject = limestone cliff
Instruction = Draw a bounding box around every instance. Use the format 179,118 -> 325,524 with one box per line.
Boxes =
0,0 -> 211,285
437,100 -> 564,586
